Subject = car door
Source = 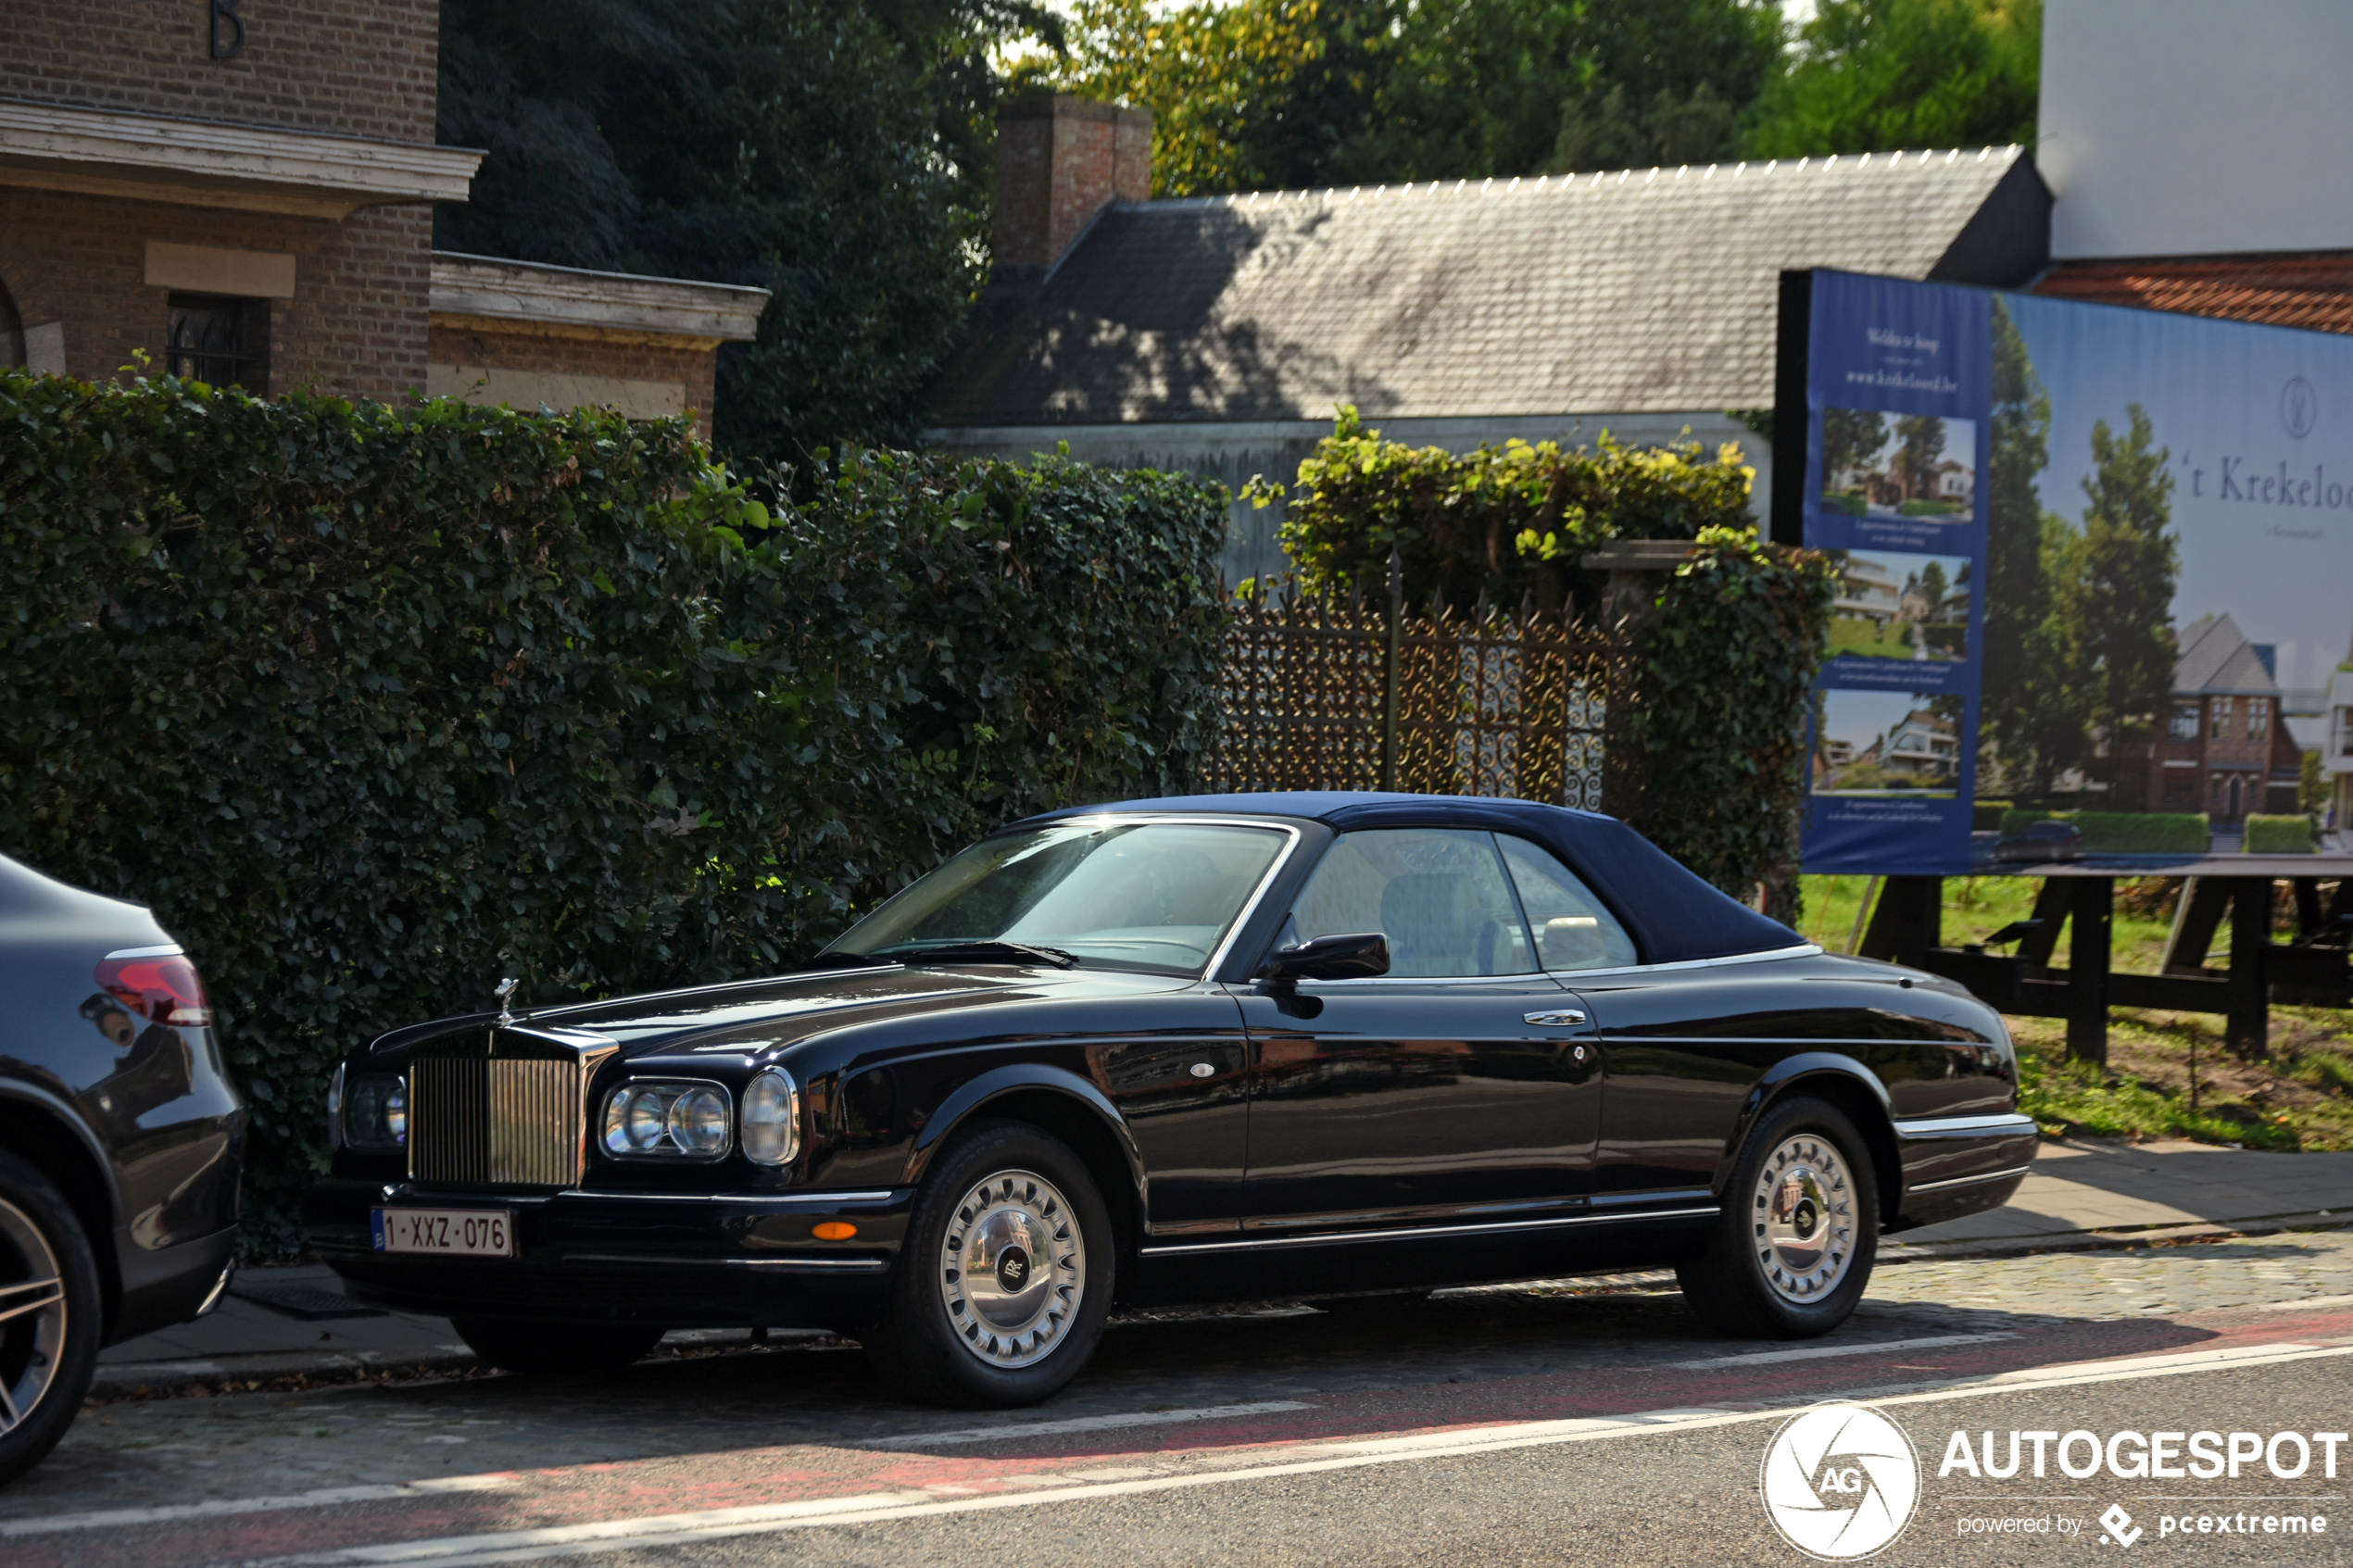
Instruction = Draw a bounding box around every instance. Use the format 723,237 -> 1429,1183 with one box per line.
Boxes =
1232,827 -> 1602,1230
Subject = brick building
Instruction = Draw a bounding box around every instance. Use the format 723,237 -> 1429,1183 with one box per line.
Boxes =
0,1 -> 764,435
2149,615 -> 2307,823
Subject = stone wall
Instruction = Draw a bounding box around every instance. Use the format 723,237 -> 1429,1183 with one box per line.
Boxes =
426,323 -> 719,439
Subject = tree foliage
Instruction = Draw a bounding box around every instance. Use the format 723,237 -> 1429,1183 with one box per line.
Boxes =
1029,0 -> 1783,195
0,369 -> 1228,1248
2068,404 -> 2180,792
1743,0 -> 2040,157
436,0 -> 1051,464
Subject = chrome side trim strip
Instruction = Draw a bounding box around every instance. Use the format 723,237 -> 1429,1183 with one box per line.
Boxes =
1894,1113 -> 2040,1137
560,1253 -> 888,1272
552,1189 -> 901,1205
1138,1205 -> 1719,1257
102,944 -> 185,960
1906,1163 -> 2034,1194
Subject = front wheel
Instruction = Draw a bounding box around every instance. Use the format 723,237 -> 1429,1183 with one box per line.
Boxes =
864,1120 -> 1114,1407
451,1318 -> 667,1376
1677,1097 -> 1878,1339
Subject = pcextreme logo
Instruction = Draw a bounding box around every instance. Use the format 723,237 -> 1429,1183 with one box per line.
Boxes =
1760,1401 -> 1922,1560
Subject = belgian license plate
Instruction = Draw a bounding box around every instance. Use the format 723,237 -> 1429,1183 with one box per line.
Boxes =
371,1207 -> 516,1258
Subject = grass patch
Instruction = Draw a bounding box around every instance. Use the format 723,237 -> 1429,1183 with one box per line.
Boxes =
1827,618 -> 1913,659
1797,873 -> 2353,1152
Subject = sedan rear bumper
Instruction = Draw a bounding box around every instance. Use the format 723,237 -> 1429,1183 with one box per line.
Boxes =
1887,1112 -> 2040,1233
305,1178 -> 911,1331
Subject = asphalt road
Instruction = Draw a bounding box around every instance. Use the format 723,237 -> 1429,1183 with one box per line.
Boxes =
8,1233 -> 2353,1567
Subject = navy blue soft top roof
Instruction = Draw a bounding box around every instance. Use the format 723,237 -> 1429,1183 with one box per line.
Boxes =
1023,793 -> 1801,966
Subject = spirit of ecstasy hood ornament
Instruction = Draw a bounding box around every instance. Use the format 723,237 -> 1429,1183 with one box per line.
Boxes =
494,976 -> 519,1028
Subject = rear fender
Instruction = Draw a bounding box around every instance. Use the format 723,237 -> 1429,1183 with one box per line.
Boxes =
1718,1054 -> 1902,1226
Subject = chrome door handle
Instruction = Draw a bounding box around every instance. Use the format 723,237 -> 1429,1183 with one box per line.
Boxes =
1524,1010 -> 1587,1027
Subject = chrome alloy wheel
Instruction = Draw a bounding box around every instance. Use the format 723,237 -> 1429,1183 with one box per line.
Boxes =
0,1196 -> 68,1438
1750,1134 -> 1858,1302
937,1169 -> 1086,1369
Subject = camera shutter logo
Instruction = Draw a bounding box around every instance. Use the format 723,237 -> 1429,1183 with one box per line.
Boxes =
2284,376 -> 2317,440
1759,1401 -> 1920,1560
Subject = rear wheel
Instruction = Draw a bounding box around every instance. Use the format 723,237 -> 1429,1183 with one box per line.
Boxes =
0,1150 -> 102,1486
864,1120 -> 1114,1408
451,1318 -> 666,1376
1677,1096 -> 1877,1339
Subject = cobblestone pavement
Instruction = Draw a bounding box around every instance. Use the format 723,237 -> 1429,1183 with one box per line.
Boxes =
8,1226 -> 2352,1540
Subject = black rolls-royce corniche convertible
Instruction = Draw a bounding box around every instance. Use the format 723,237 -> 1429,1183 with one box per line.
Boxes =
308,794 -> 2035,1406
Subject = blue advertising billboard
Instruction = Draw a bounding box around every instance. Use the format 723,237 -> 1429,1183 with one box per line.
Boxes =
1784,270 -> 2353,874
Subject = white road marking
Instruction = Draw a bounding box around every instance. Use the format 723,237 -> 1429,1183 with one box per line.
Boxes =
257,1339 -> 2353,1568
864,1399 -> 1313,1448
0,1475 -> 520,1538
1667,1332 -> 2016,1368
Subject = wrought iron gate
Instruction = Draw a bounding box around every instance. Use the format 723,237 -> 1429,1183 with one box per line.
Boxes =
1202,571 -> 1641,813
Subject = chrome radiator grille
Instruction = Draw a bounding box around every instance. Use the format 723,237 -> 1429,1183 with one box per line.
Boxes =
410,1057 -> 584,1186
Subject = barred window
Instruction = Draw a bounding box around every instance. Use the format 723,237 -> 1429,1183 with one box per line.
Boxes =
166,294 -> 269,390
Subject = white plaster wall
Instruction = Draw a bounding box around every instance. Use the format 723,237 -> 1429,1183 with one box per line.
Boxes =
2042,0 -> 2353,259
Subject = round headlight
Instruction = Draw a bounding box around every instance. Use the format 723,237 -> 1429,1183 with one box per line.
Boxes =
382,1080 -> 408,1146
741,1069 -> 800,1166
625,1087 -> 669,1150
669,1087 -> 730,1156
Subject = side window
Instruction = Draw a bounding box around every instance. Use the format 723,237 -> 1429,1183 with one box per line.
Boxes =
1496,836 -> 1639,972
1286,829 -> 1534,977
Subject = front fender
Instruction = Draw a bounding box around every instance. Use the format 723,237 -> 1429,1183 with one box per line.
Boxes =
901,1062 -> 1147,1197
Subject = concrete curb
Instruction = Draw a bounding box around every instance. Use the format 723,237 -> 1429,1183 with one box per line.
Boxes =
88,1215 -> 2353,1402
1876,1210 -> 2353,1266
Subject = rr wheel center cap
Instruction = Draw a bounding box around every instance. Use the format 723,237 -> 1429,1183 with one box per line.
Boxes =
937,1170 -> 1085,1370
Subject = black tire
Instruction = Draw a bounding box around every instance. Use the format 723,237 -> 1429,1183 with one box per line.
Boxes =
1677,1096 -> 1879,1339
864,1119 -> 1114,1408
451,1317 -> 667,1376
0,1149 -> 104,1487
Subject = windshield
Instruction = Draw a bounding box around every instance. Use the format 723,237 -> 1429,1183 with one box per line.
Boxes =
825,821 -> 1290,975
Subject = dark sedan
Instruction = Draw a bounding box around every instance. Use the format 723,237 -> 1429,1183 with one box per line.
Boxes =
308,794 -> 2035,1407
1994,819 -> 2086,864
0,853 -> 245,1482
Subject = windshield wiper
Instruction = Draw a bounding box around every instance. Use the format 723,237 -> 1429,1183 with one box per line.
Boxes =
875,941 -> 1081,970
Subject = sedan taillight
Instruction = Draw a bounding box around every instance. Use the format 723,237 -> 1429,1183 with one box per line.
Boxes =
96,948 -> 213,1028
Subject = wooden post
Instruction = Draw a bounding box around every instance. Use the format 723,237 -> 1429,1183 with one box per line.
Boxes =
1858,876 -> 1942,963
1381,546 -> 1402,792
2226,876 -> 2271,1060
2066,877 -> 2112,1066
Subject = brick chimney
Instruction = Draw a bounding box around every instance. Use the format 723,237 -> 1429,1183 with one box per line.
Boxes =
994,94 -> 1153,279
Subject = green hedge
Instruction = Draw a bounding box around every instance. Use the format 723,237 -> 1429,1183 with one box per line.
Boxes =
2244,814 -> 2317,854
0,370 -> 1228,1248
1266,407 -> 1757,611
1625,529 -> 1840,921
1998,810 -> 2209,853
1259,413 -> 1830,919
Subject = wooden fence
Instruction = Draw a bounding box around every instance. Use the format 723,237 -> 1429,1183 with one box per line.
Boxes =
1200,575 -> 1642,814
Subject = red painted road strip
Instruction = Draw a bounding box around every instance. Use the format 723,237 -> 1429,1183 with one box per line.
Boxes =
10,1303 -> 2349,1568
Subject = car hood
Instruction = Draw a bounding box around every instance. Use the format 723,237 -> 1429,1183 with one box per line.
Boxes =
365,961 -> 1197,1061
